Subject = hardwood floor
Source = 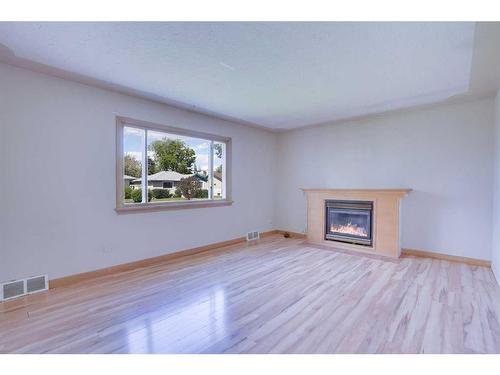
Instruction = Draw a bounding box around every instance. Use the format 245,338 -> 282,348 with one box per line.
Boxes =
1,235 -> 500,354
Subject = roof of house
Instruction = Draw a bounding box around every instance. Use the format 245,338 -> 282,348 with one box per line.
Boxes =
123,175 -> 137,180
132,170 -> 193,183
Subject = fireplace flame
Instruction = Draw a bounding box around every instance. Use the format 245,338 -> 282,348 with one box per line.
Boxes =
331,223 -> 368,237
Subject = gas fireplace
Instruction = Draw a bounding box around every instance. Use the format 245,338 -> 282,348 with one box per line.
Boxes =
325,200 -> 373,246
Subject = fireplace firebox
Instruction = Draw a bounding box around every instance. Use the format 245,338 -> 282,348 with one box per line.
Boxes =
325,200 -> 373,246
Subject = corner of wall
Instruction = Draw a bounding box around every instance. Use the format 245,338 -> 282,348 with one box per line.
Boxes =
271,130 -> 281,230
493,263 -> 500,286
492,89 -> 500,286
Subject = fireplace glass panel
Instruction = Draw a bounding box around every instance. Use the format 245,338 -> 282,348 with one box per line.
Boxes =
325,200 -> 373,246
329,210 -> 370,238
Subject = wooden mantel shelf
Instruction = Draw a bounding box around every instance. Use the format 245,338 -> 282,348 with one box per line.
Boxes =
303,188 -> 412,258
302,188 -> 412,196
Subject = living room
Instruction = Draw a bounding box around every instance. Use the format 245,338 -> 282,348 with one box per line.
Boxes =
1,1 -> 500,371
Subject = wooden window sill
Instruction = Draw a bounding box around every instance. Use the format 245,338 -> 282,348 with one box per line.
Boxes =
115,199 -> 233,214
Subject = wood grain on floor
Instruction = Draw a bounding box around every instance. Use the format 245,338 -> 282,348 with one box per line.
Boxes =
1,236 -> 499,353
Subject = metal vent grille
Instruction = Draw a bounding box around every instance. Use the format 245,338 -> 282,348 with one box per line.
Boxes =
1,275 -> 48,301
27,276 -> 47,293
2,281 -> 25,300
246,231 -> 260,241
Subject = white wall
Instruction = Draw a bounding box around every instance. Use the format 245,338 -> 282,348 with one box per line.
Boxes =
1,61 -> 497,283
0,63 -> 277,281
492,91 -> 500,281
275,99 -> 495,261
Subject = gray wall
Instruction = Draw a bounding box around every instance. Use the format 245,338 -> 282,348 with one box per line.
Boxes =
0,61 -> 497,283
275,99 -> 495,261
0,63 -> 277,280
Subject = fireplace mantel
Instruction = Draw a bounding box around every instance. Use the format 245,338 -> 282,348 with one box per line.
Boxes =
302,188 -> 412,195
302,188 -> 412,258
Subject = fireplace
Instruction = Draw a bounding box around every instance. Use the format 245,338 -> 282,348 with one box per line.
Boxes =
325,200 -> 373,246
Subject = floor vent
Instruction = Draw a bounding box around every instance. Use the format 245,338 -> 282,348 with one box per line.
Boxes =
1,275 -> 48,302
246,231 -> 260,241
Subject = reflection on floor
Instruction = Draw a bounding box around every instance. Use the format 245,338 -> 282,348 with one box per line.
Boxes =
125,288 -> 227,353
1,235 -> 499,353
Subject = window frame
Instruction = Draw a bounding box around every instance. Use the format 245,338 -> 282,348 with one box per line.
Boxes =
115,116 -> 232,213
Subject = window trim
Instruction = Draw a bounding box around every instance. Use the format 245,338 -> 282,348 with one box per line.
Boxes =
115,116 -> 232,213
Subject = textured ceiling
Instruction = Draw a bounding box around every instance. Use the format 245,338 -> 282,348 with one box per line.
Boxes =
0,22 -> 484,129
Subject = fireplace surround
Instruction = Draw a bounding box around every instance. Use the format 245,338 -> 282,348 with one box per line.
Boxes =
325,200 -> 373,246
303,189 -> 411,258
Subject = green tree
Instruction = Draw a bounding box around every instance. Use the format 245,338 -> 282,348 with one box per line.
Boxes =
214,143 -> 223,159
124,154 -> 141,178
124,186 -> 133,199
148,157 -> 158,175
177,176 -> 202,200
131,188 -> 152,203
214,143 -> 223,174
149,139 -> 196,174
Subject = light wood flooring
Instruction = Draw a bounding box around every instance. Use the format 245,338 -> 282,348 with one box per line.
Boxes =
1,236 -> 500,353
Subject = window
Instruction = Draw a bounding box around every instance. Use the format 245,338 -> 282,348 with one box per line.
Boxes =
116,117 -> 231,212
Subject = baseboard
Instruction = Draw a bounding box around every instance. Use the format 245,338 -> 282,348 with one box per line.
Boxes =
401,248 -> 491,267
45,232 -> 491,290
275,230 -> 307,239
50,229 -> 280,289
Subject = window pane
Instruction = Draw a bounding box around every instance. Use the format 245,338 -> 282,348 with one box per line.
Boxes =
213,141 -> 225,199
123,126 -> 145,204
146,130 -> 210,201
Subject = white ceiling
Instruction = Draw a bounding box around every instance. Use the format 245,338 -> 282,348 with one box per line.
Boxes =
0,22 -> 495,130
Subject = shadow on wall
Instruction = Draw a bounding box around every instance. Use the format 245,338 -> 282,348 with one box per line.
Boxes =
402,190 -> 459,254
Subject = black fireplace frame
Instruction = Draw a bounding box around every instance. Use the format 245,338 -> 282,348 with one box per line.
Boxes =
325,200 -> 374,246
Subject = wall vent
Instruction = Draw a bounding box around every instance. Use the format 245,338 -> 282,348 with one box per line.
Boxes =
2,280 -> 24,301
1,275 -> 48,302
246,231 -> 260,241
27,275 -> 48,294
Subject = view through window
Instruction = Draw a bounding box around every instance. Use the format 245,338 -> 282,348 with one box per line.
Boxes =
120,120 -> 228,207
